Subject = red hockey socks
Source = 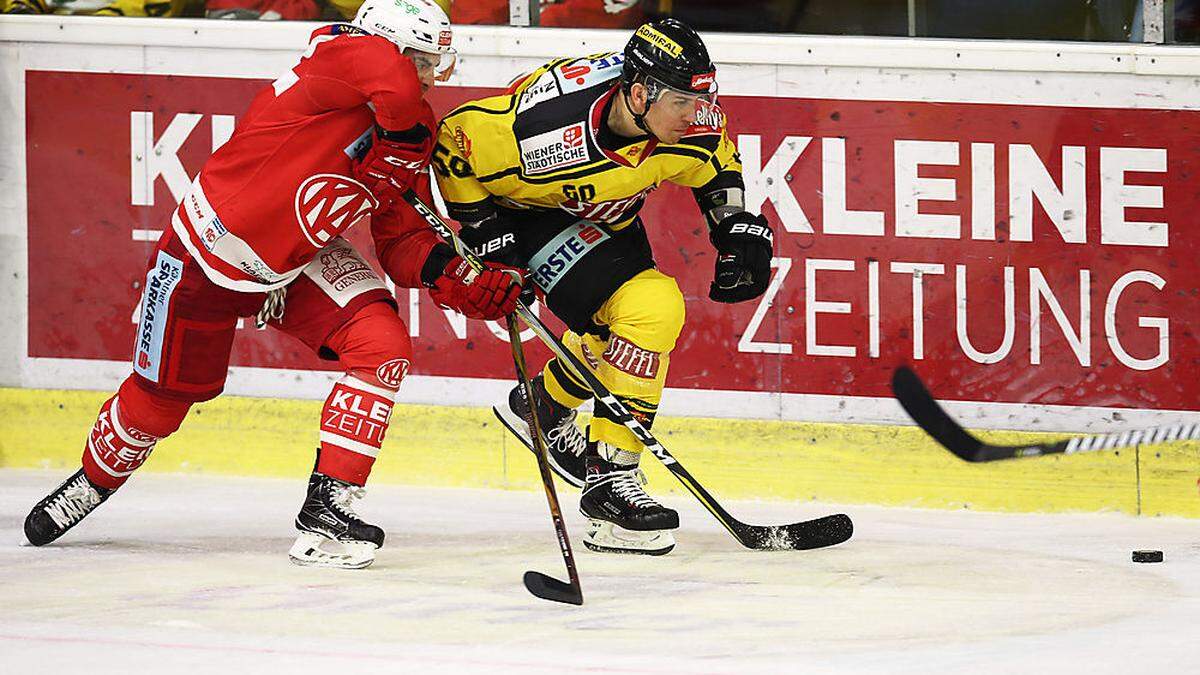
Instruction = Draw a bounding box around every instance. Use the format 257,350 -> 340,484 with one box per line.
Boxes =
317,375 -> 396,485
316,302 -> 412,486
81,378 -> 192,490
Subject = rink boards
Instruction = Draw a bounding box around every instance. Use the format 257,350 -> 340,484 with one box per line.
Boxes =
0,17 -> 1198,516
2,387 -> 1196,517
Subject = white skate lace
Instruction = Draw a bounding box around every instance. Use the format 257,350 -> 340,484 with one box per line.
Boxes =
545,410 -> 587,457
605,468 -> 660,510
330,484 -> 367,521
255,287 -> 287,330
45,481 -> 102,529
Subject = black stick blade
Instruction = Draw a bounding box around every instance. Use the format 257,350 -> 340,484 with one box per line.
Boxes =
523,571 -> 583,606
891,366 -> 988,462
740,513 -> 854,550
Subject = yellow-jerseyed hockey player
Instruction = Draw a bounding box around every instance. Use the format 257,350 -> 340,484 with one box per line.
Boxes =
433,19 -> 773,555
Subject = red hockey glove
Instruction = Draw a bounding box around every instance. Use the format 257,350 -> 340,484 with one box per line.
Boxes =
429,256 -> 526,320
354,123 -> 432,210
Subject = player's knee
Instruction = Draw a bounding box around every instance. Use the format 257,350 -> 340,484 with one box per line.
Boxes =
117,377 -> 192,438
329,302 -> 413,390
622,275 -> 686,353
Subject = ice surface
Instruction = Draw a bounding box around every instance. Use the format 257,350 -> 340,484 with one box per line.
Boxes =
1,469 -> 1197,673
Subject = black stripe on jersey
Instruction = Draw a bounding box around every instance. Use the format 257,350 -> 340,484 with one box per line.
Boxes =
477,160 -> 619,185
514,82 -> 615,137
650,146 -> 711,163
676,133 -> 721,153
443,97 -> 520,120
547,359 -> 593,401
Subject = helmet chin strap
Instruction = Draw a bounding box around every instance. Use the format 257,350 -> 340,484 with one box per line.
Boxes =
621,84 -> 655,138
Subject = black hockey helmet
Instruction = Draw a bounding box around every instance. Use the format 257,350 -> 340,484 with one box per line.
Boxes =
622,18 -> 717,100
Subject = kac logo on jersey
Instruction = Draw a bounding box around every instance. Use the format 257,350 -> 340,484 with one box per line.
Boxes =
519,123 -> 590,175
294,174 -> 378,248
375,358 -> 410,388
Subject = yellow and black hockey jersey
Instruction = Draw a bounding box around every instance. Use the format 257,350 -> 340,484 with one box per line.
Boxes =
433,51 -> 741,231
432,51 -> 743,329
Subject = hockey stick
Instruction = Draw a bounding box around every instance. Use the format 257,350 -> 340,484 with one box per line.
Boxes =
404,191 -> 853,551
892,365 -> 1200,462
504,315 -> 584,605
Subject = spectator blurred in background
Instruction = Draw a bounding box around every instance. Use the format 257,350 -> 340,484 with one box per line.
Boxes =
450,0 -> 643,27
3,0 -> 197,15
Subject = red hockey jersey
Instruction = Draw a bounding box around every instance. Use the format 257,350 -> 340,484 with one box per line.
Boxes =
172,24 -> 441,293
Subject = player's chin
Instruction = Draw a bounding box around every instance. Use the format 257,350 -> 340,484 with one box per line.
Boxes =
659,130 -> 686,144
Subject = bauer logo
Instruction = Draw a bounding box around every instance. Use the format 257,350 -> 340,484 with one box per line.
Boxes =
133,251 -> 184,384
294,174 -> 378,248
438,30 -> 452,46
527,221 -> 610,292
519,123 -> 590,175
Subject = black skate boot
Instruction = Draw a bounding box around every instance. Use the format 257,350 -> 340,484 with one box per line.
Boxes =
579,441 -> 678,555
289,472 -> 385,569
23,469 -> 114,546
493,375 -> 588,487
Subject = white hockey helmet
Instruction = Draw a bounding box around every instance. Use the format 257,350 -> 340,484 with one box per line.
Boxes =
352,0 -> 455,80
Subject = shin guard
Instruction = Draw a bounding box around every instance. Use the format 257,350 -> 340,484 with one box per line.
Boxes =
317,375 -> 396,485
81,395 -> 160,490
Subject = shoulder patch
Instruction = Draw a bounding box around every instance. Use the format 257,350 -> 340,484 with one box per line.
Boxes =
554,53 -> 625,94
516,70 -> 562,113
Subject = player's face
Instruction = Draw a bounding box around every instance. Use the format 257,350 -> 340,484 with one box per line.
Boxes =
404,49 -> 453,93
644,89 -> 704,144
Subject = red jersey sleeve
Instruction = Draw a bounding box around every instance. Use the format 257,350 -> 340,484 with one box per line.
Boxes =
371,171 -> 444,289
299,33 -> 427,132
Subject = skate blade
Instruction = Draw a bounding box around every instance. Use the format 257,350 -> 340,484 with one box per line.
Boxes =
583,518 -> 675,556
492,406 -> 585,488
288,532 -> 377,570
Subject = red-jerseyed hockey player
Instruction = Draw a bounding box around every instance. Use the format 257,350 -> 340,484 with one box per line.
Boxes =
21,0 -> 525,569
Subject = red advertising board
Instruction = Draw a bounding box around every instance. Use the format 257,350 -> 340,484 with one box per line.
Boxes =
25,70 -> 1199,410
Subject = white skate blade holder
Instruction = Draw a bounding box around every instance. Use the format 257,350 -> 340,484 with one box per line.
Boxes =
288,532 -> 378,570
584,518 -> 675,556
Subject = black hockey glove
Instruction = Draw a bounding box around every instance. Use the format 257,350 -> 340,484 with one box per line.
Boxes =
708,212 -> 774,304
458,213 -> 534,304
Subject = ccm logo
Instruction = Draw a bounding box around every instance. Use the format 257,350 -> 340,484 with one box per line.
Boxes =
729,222 -> 773,241
385,157 -> 426,170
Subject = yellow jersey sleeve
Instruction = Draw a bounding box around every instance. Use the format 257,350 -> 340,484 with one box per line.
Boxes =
666,121 -> 742,190
434,95 -> 526,221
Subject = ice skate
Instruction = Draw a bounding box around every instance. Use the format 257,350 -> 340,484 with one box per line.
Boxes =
493,375 -> 588,487
23,469 -> 115,546
290,472 -> 384,570
579,442 -> 678,555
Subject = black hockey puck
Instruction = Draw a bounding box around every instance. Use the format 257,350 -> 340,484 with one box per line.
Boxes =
1132,550 -> 1164,563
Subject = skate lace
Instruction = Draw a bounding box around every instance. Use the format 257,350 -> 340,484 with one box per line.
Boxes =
609,468 -> 659,509
45,481 -> 101,528
329,484 -> 367,521
545,409 -> 587,457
